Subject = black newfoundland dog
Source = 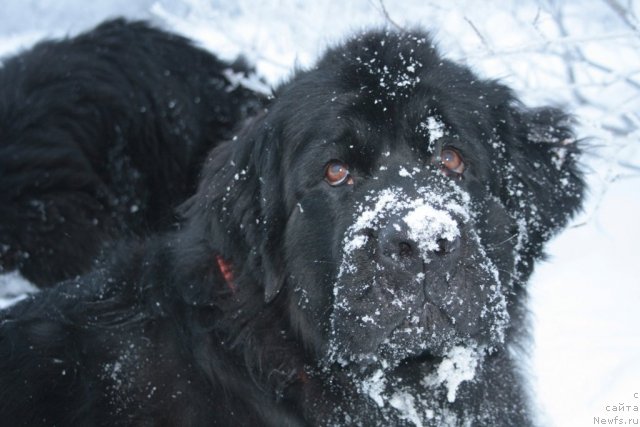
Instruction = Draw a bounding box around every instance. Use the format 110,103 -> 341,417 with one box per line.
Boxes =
0,19 -> 263,287
0,25 -> 583,426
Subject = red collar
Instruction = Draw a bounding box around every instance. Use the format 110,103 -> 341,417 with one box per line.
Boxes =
215,255 -> 236,292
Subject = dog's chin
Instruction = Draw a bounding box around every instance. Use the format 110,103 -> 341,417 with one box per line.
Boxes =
324,276 -> 455,370
323,347 -> 447,384
322,323 -> 462,376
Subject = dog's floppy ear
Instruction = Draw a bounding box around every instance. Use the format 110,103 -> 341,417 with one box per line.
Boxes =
182,111 -> 288,304
251,128 -> 288,303
501,105 -> 585,255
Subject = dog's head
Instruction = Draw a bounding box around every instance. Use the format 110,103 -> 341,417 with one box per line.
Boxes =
184,30 -> 583,380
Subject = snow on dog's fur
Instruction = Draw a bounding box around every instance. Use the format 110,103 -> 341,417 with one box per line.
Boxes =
0,27 -> 583,426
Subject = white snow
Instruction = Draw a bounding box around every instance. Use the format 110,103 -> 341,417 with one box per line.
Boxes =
424,345 -> 480,403
403,203 -> 459,256
420,116 -> 446,149
0,271 -> 38,309
362,369 -> 387,408
356,344 -> 482,425
0,2 -> 638,426
360,50 -> 422,96
388,391 -> 424,427
338,185 -> 469,271
344,234 -> 368,253
398,166 -> 412,177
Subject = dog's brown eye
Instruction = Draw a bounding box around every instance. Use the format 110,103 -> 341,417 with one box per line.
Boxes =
440,148 -> 465,176
325,160 -> 353,186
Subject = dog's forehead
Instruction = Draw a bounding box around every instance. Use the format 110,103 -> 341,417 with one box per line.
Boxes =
274,31 -> 507,182
317,31 -> 484,111
295,39 -> 488,132
325,30 -> 436,90
279,99 -> 469,172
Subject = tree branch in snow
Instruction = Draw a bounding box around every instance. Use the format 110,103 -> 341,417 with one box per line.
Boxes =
373,0 -> 405,31
602,0 -> 640,34
463,16 -> 493,53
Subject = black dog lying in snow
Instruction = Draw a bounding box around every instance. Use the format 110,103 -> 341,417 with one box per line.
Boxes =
0,19 -> 263,287
0,25 -> 583,426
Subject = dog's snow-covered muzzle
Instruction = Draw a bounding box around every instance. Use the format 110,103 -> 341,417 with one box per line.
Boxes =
326,181 -> 510,370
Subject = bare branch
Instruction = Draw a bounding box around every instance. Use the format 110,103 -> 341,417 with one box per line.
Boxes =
372,0 -> 405,32
532,6 -> 542,28
463,16 -> 493,52
462,31 -> 637,60
619,161 -> 640,173
548,3 -> 593,105
602,0 -> 640,34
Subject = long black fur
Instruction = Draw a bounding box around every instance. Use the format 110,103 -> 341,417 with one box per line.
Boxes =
0,19 -> 264,286
0,27 -> 584,426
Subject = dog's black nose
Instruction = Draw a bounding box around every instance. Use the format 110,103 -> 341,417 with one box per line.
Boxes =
378,221 -> 460,266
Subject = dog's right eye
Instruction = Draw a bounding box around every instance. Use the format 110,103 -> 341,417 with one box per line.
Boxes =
325,160 -> 354,186
439,148 -> 465,178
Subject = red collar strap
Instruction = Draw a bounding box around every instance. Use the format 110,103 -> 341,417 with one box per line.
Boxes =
215,255 -> 236,292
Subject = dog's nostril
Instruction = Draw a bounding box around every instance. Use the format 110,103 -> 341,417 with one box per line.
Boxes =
435,237 -> 459,255
378,223 -> 419,264
399,241 -> 413,257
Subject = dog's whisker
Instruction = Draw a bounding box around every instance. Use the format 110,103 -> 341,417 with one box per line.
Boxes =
485,233 -> 519,249
311,260 -> 340,265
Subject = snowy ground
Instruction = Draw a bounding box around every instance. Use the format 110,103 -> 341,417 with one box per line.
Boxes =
1,1 -> 638,426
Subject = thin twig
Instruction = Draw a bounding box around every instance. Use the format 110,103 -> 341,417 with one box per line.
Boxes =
375,0 -> 405,32
463,16 -> 493,52
462,31 -> 637,60
602,0 -> 640,34
549,3 -> 593,105
619,161 -> 640,173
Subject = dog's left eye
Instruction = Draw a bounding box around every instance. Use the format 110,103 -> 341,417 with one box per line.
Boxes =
325,160 -> 354,186
440,148 -> 465,177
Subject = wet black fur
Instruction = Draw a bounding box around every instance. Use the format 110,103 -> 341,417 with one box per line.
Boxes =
0,28 -> 584,426
0,19 -> 264,286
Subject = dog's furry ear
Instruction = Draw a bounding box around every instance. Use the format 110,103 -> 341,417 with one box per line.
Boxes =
182,112 -> 288,304
251,128 -> 288,303
501,105 -> 585,255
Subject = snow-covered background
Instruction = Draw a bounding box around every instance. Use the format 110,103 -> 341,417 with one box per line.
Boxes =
1,1 -> 638,425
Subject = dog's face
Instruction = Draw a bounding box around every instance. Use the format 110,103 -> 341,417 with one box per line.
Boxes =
265,32 -> 582,370
192,30 -> 583,403
280,101 -> 513,367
